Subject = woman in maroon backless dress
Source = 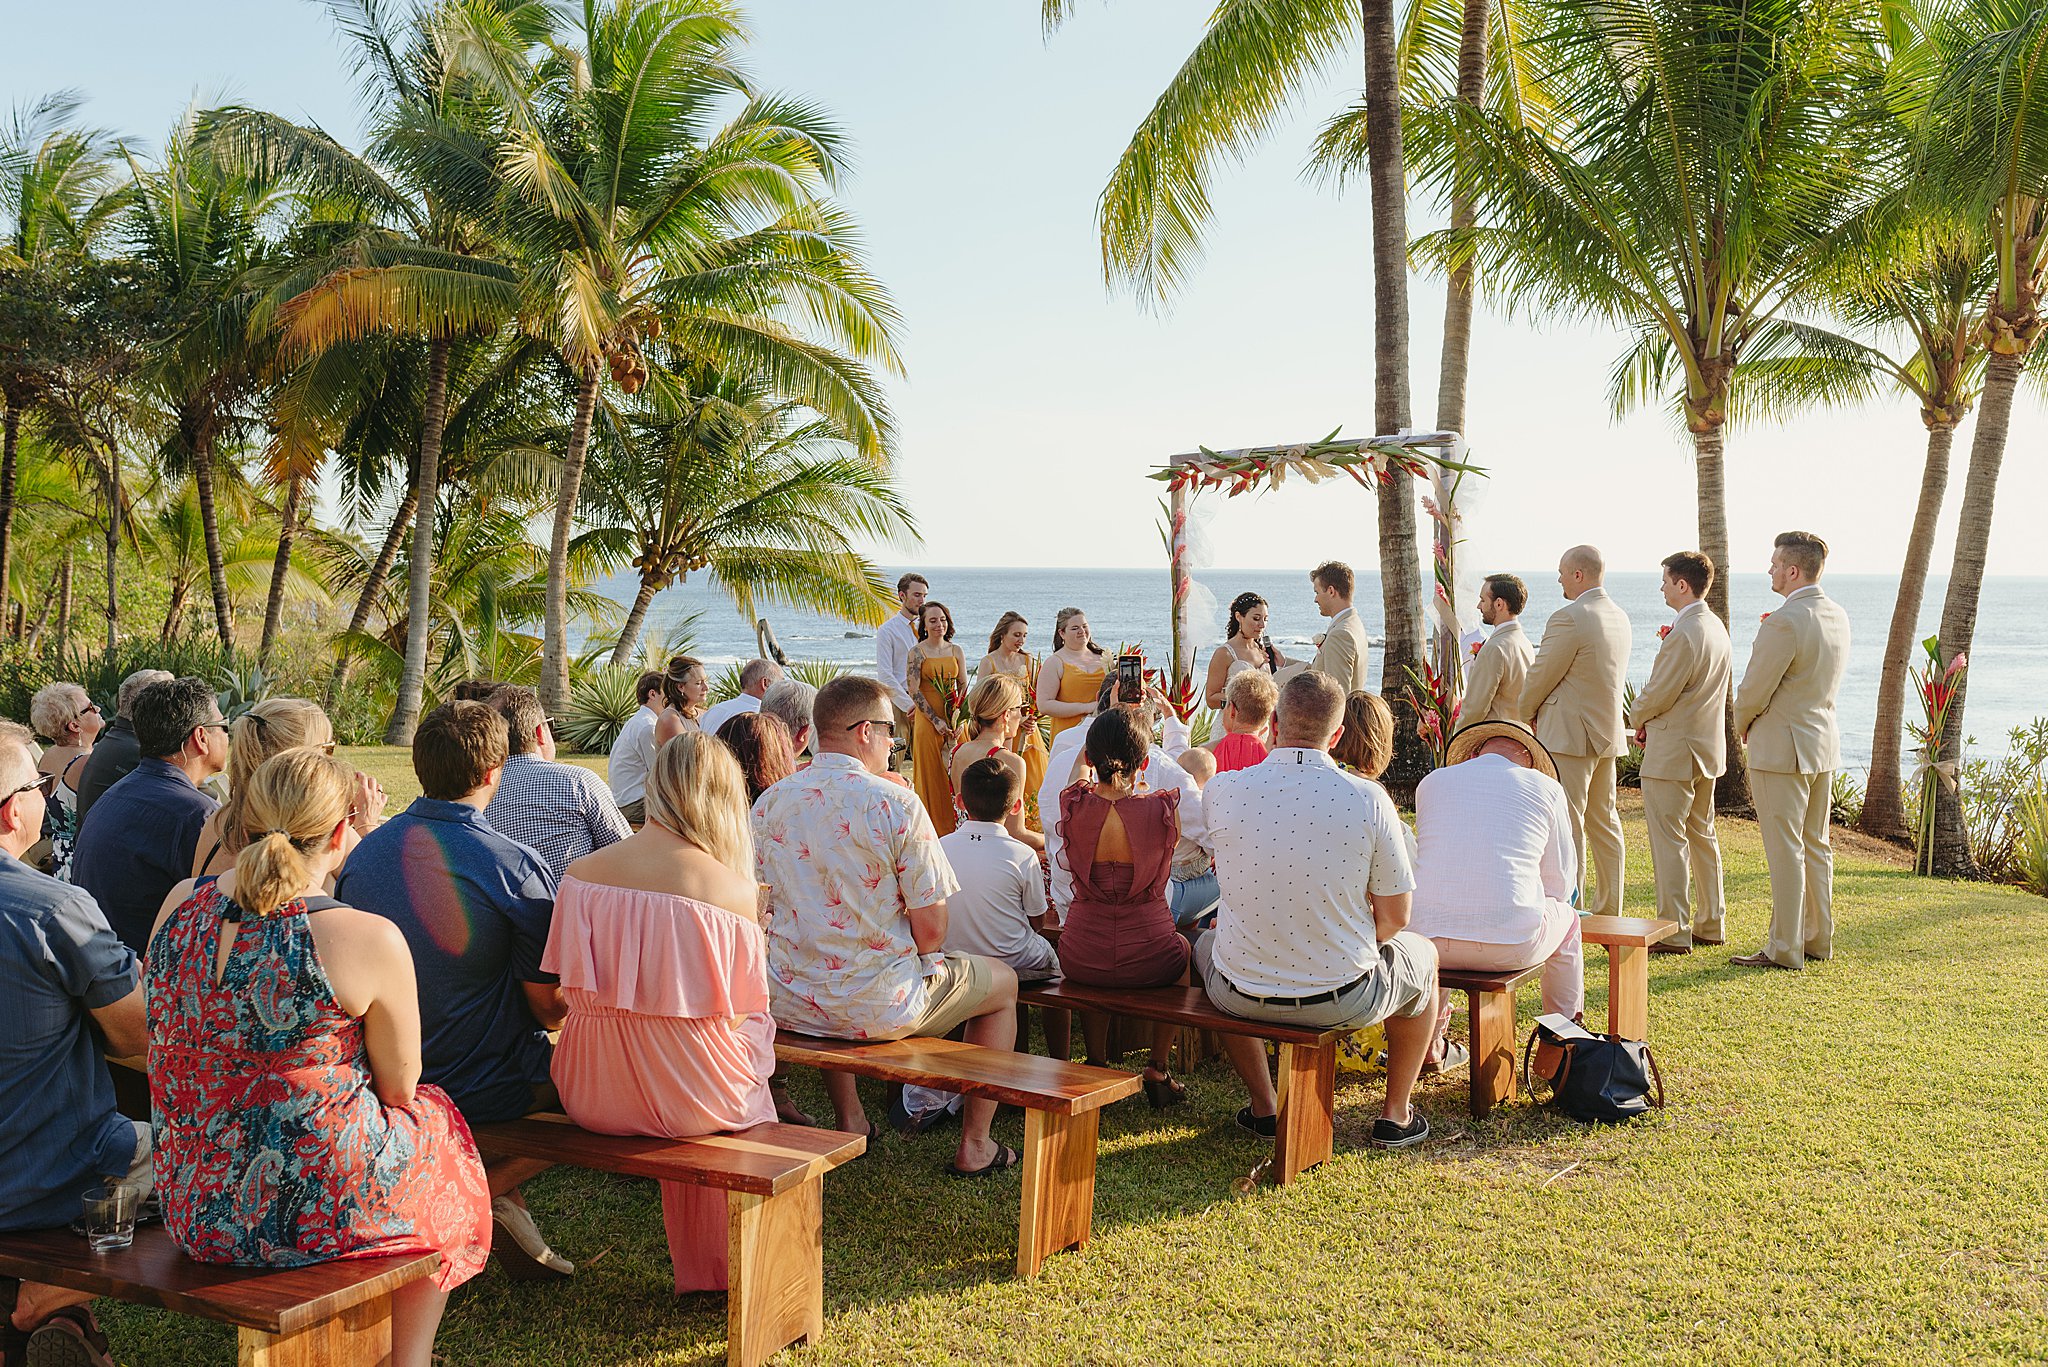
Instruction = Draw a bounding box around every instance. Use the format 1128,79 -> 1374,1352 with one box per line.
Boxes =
1055,709 -> 1190,1108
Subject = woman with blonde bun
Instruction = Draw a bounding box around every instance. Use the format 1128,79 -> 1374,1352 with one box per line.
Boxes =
948,673 -> 1043,852
545,732 -> 777,1295
144,749 -> 489,1367
191,698 -> 387,878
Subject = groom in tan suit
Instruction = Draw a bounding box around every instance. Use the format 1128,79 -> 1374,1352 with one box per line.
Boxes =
1463,573 -> 1534,724
1520,545 -> 1631,915
1308,560 -> 1371,694
1627,551 -> 1732,951
1732,531 -> 1851,971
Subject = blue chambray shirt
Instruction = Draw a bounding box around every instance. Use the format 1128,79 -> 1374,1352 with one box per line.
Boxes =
0,849 -> 141,1231
71,757 -> 217,954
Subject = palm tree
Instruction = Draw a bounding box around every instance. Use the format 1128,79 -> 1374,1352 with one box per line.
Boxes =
1405,0 -> 1884,809
503,0 -> 902,711
580,365 -> 915,666
1917,0 -> 2048,875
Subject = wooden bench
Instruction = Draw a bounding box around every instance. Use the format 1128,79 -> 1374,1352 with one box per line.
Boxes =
473,1115 -> 863,1367
0,1225 -> 437,1367
1579,915 -> 1681,1038
1439,963 -> 1544,1118
773,1032 -> 1138,1277
1016,980 -> 1343,1185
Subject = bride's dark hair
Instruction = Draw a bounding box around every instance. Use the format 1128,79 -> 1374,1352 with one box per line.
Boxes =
1225,592 -> 1267,640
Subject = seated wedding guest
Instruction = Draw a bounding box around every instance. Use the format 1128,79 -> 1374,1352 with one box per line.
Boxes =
1198,670 -> 1437,1148
146,749 -> 489,1367
761,678 -> 817,758
700,658 -> 785,736
1409,721 -> 1584,1060
71,677 -> 227,954
335,701 -> 571,1279
451,678 -> 503,702
1056,710 -> 1190,1105
1208,669 -> 1276,774
653,655 -> 712,750
1204,591 -> 1289,708
1,721 -> 150,1367
1168,747 -> 1219,929
484,685 -> 632,885
948,675 -> 1044,853
74,668 -> 172,825
1330,690 -> 1394,778
752,675 -> 1022,1177
193,698 -> 386,879
29,681 -> 103,879
609,669 -> 667,823
546,733 -> 776,1295
717,711 -> 797,801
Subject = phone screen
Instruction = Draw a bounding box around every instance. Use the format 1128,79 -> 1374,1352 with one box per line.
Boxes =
1117,653 -> 1145,703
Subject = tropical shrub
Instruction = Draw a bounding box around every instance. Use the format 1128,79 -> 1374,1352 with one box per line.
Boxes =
1958,721 -> 2048,882
1616,683 -> 1644,789
558,666 -> 645,755
2010,790 -> 2048,899
1830,772 -> 1864,828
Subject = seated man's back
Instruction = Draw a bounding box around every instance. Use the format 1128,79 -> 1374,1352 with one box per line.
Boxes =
482,685 -> 632,884
938,820 -> 1055,979
1410,751 -> 1577,936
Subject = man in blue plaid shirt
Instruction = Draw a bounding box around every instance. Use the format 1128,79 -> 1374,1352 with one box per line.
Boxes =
483,686 -> 632,884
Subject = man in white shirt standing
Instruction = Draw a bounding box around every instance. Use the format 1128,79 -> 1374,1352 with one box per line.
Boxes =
606,669 -> 666,823
699,658 -> 784,736
875,573 -> 928,765
1198,670 -> 1438,1150
1409,721 -> 1583,1042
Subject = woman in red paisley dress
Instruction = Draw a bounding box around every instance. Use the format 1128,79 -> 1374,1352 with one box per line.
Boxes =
145,748 -> 490,1367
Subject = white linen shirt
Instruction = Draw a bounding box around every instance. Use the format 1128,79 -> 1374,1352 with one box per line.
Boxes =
607,703 -> 660,807
1039,712 -> 1201,924
751,753 -> 960,1039
1204,747 -> 1415,996
699,691 -> 761,737
937,820 -> 1055,974
875,613 -> 920,714
1408,753 -> 1578,943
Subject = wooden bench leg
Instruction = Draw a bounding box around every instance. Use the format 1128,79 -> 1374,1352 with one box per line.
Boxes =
1272,1039 -> 1336,1184
1467,988 -> 1518,1118
726,1179 -> 823,1367
1608,943 -> 1649,1040
237,1295 -> 392,1367
1018,1108 -> 1099,1277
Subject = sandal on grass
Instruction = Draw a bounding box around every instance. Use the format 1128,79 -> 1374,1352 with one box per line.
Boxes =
945,1144 -> 1022,1180
24,1305 -> 115,1367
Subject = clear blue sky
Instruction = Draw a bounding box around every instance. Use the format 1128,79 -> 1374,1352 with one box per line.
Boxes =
7,0 -> 2043,580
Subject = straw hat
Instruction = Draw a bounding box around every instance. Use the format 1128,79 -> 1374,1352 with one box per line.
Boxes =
1444,720 -> 1558,782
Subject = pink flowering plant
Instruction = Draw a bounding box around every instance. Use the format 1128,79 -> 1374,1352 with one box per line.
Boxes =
1403,660 -> 1459,767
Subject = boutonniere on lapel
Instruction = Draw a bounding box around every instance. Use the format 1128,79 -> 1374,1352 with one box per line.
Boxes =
1657,624 -> 1672,640
1468,639 -> 1483,657
1759,612 -> 1772,623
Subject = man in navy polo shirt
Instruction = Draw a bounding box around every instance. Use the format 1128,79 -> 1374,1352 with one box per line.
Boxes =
335,701 -> 572,1279
1,721 -> 151,1362
71,677 -> 227,954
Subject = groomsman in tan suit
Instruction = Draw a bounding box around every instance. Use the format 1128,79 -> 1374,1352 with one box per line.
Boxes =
1463,573 -> 1535,724
1732,531 -> 1851,971
1520,545 -> 1631,915
1627,551 -> 1732,952
1308,560 -> 1371,694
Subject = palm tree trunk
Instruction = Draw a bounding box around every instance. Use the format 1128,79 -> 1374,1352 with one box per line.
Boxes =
103,457 -> 120,652
23,563 -> 59,651
323,487 -> 419,711
1931,348 -> 2025,876
160,580 -> 189,647
609,572 -> 661,668
53,547 -> 72,656
541,366 -> 602,713
1364,0 -> 1426,795
1858,418 -> 1955,843
0,403 -> 17,634
384,338 -> 453,746
1692,418 -> 1751,813
1433,0 -> 1488,439
258,475 -> 304,668
189,418 -> 236,655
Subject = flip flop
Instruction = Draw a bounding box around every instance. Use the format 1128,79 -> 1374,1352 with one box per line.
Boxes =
946,1143 -> 1022,1180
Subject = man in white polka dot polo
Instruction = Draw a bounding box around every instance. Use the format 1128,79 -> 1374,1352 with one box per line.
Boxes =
1196,670 -> 1440,1149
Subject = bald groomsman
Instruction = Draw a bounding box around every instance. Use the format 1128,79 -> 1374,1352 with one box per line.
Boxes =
1463,573 -> 1535,725
1731,531 -> 1851,971
1627,551 -> 1732,952
1520,545 -> 1631,915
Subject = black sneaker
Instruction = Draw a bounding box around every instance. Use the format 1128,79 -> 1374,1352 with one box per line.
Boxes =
1235,1106 -> 1278,1139
1371,1112 -> 1431,1149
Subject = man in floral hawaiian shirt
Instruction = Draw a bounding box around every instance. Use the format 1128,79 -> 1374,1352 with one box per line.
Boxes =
752,675 -> 1023,1178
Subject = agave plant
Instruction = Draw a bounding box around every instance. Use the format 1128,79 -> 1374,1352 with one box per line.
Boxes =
557,664 -> 644,754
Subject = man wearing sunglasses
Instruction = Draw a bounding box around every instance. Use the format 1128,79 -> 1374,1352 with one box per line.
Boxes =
1,720 -> 151,1364
71,678 -> 230,955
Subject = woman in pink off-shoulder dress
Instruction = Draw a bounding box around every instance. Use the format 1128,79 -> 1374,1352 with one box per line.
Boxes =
545,732 -> 777,1294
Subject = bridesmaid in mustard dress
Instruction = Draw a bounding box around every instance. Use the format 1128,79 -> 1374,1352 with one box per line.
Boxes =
905,601 -> 967,835
976,611 -> 1050,829
1036,607 -> 1107,745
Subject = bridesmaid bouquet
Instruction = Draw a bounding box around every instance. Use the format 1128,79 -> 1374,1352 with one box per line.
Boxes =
1018,654 -> 1047,740
941,673 -> 971,734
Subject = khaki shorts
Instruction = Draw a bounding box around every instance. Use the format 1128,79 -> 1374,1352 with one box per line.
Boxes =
906,953 -> 1003,1038
1194,929 -> 1437,1032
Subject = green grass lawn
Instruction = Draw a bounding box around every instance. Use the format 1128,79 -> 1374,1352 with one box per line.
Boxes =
101,775 -> 2048,1365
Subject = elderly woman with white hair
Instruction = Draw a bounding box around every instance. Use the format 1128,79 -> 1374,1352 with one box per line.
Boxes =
28,682 -> 105,878
760,677 -> 817,758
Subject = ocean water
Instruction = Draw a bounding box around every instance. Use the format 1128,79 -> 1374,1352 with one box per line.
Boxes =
585,567 -> 2048,769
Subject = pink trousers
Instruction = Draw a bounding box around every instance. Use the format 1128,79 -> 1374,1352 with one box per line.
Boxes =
1432,900 -> 1585,1020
